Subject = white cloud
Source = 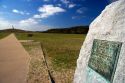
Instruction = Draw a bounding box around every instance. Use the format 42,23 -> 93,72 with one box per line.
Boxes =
57,4 -> 62,7
1,5 -> 65,31
12,9 -> 30,15
1,4 -> 65,31
0,17 -> 50,31
0,18 -> 12,30
33,5 -> 65,18
12,9 -> 18,13
19,18 -> 38,26
26,12 -> 30,15
69,4 -> 76,8
18,18 -> 50,31
77,7 -> 87,14
61,0 -> 70,5
60,0 -> 76,8
12,9 -> 24,15
33,14 -> 41,18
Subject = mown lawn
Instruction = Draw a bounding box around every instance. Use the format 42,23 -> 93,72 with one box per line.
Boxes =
15,33 -> 86,70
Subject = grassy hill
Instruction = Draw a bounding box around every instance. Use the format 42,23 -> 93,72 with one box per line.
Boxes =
0,29 -> 32,33
0,26 -> 89,34
44,26 -> 89,34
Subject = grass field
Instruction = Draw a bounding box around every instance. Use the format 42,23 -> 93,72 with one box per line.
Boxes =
0,32 -> 86,82
0,32 -> 86,70
0,32 -> 10,39
15,33 -> 86,70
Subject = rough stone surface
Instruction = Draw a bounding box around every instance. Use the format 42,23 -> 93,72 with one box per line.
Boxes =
74,0 -> 125,83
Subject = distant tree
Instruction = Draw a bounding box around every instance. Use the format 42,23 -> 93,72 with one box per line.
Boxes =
44,26 -> 89,34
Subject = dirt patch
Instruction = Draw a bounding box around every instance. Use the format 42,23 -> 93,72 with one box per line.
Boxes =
22,42 -> 75,83
22,42 -> 50,83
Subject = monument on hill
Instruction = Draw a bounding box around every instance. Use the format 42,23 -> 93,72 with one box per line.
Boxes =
74,0 -> 125,83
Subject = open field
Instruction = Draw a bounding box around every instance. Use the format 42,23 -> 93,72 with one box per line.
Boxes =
16,33 -> 86,82
0,32 -> 86,82
15,33 -> 86,70
0,32 -> 10,39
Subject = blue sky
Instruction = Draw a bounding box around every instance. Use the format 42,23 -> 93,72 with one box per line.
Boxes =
0,0 -> 117,31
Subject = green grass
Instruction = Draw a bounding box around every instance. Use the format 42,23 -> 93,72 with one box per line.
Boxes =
16,33 -> 86,70
0,32 -> 10,39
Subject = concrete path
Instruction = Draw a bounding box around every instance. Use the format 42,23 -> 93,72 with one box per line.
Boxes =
0,34 -> 30,83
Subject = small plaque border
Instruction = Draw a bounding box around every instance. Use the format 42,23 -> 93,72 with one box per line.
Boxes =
88,39 -> 122,83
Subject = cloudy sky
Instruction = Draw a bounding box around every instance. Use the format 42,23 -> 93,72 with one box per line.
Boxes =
0,0 -> 115,31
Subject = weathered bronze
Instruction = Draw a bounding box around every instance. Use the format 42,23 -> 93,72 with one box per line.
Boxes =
88,39 -> 122,82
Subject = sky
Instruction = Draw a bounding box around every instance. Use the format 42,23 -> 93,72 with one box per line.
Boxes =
0,0 -> 117,31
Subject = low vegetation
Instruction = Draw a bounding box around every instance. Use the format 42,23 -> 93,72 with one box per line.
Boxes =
0,32 -> 10,39
0,32 -> 86,82
16,33 -> 86,70
44,26 -> 89,34
0,32 -> 86,70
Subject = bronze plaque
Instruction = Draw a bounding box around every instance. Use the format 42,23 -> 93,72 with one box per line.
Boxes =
88,39 -> 122,82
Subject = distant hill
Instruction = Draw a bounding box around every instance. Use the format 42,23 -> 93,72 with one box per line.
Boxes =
0,26 -> 89,34
44,26 -> 89,34
0,29 -> 32,33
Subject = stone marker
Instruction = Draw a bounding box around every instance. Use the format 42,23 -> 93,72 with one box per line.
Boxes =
74,0 -> 125,83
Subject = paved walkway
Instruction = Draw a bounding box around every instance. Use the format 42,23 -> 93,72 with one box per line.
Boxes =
0,34 -> 30,83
